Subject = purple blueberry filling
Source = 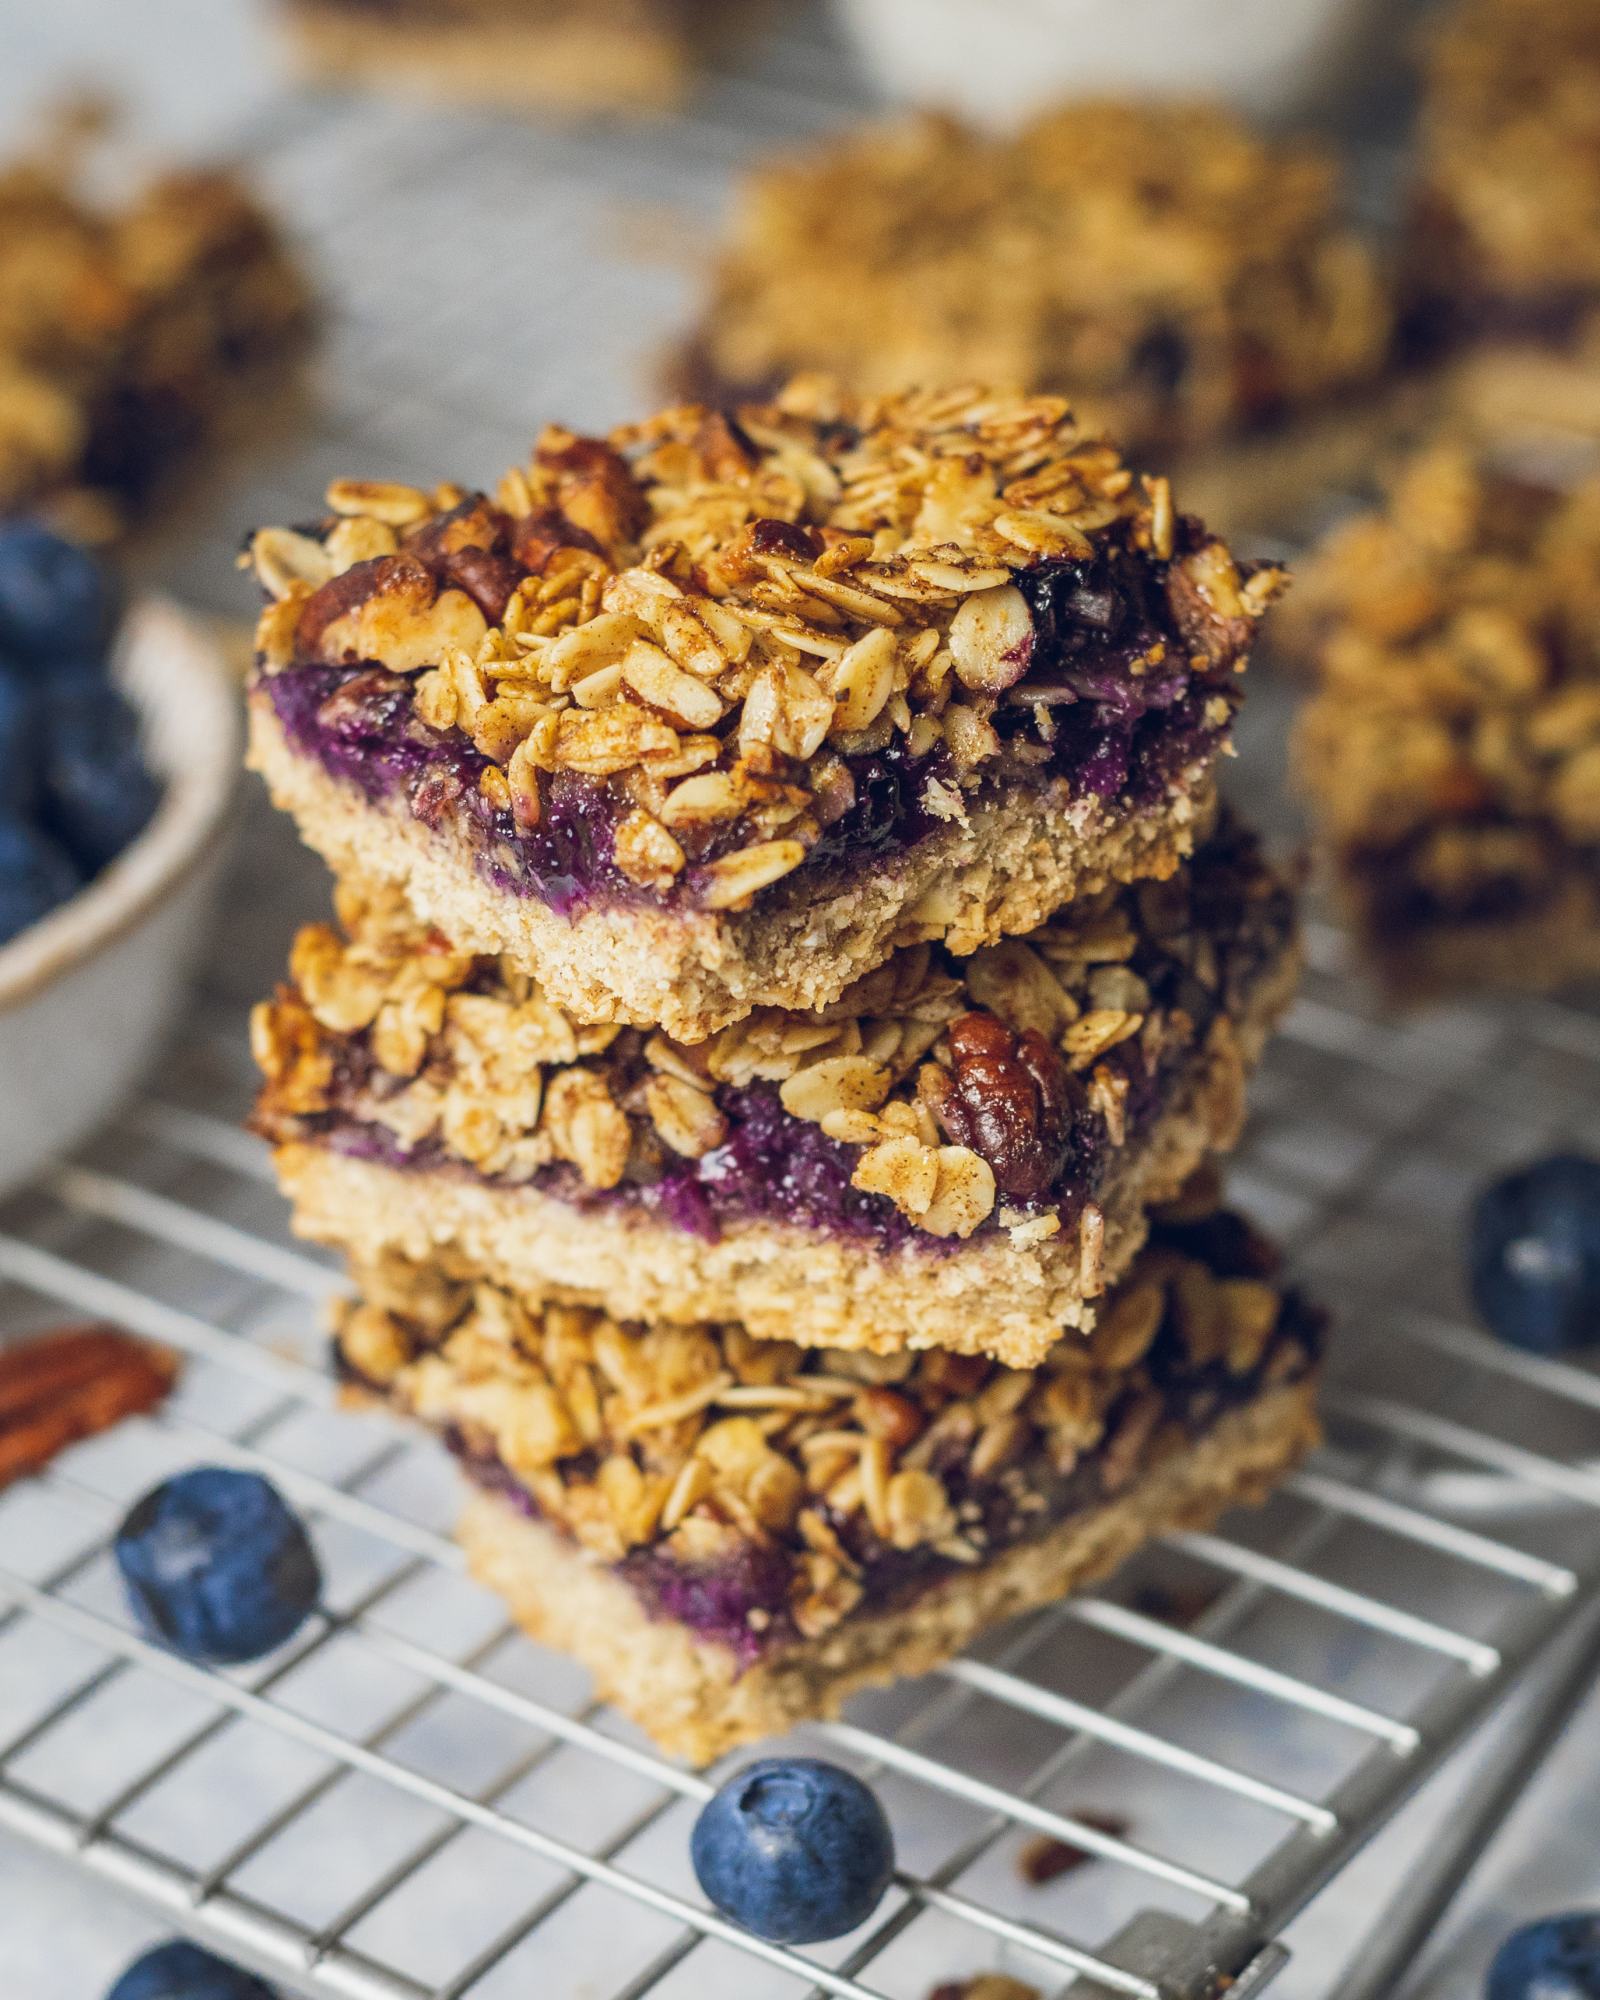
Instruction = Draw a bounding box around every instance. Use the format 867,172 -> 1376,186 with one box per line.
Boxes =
255,538 -> 1232,920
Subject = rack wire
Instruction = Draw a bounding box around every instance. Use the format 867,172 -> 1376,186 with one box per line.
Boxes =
6,8 -> 1600,1995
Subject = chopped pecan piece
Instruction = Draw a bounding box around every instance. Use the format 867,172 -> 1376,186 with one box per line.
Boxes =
0,1325 -> 177,1488
1016,1811 -> 1133,1885
925,1012 -> 1080,1202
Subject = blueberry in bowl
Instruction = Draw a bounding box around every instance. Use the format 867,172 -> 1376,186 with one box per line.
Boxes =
0,526 -> 239,1198
107,1939 -> 278,2000
1488,1912 -> 1600,1999
115,1466 -> 322,1665
1470,1156 -> 1600,1354
691,1756 -> 895,1945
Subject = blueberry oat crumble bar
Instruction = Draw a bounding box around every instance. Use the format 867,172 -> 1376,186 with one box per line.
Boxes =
253,814 -> 1299,1365
0,141 -> 311,528
675,105 -> 1390,465
244,382 -> 1285,1040
1291,446 -> 1600,996
1405,0 -> 1600,364
334,1195 -> 1324,1762
282,0 -> 710,114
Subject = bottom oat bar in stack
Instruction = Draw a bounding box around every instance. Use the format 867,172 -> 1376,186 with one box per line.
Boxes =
333,1186 -> 1323,1763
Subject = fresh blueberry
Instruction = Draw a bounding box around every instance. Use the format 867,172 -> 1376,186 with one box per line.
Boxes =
1470,1156 -> 1600,1353
690,1756 -> 895,1945
38,673 -> 161,875
0,520 -> 120,662
0,669 -> 37,815
0,817 -> 82,946
1488,1912 -> 1600,1999
107,1940 -> 278,2000
114,1467 -> 322,1665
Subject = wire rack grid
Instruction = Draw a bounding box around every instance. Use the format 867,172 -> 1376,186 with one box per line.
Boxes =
4,915 -> 1600,2000
5,10 -> 1600,1997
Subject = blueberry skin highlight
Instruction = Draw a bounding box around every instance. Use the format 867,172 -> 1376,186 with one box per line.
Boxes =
106,1939 -> 278,2000
0,817 -> 82,946
114,1468 -> 322,1665
1488,1913 -> 1600,1999
690,1756 -> 895,1945
1470,1156 -> 1600,1354
0,521 -> 120,662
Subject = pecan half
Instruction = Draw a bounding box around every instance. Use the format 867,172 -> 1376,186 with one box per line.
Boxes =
0,1325 -> 177,1488
924,1012 -> 1080,1202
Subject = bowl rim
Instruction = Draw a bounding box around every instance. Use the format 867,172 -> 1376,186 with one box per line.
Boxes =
0,596 -> 242,1015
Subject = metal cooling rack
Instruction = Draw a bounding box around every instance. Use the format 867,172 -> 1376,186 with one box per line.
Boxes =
5,5 -> 1600,1996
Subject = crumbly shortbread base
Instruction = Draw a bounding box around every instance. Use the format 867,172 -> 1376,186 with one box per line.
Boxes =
248,695 -> 1218,1040
456,1379 -> 1320,1764
284,3 -> 691,110
271,941 -> 1295,1366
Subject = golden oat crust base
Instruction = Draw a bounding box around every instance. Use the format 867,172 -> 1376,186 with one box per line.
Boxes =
456,1379 -> 1320,1764
248,694 -> 1217,1041
269,937 -> 1295,1366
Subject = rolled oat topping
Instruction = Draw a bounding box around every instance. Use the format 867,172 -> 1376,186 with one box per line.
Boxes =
677,104 -> 1389,453
247,382 -> 1284,914
1407,0 -> 1600,345
253,815 -> 1294,1243
1291,447 -> 1600,937
0,118 -> 311,522
335,1201 -> 1320,1654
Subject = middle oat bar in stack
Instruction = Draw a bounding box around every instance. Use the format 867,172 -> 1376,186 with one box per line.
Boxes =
244,381 -> 1318,1758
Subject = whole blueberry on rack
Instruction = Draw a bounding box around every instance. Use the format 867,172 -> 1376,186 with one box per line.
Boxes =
690,1756 -> 895,1945
114,1467 -> 322,1665
1470,1155 -> 1600,1353
106,1940 -> 278,2000
1488,1913 -> 1600,1999
0,817 -> 82,946
0,520 -> 120,662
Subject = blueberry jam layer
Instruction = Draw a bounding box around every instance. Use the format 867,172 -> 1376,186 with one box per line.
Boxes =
255,527 -> 1236,921
1353,822 -> 1600,938
346,1278 -> 1323,1671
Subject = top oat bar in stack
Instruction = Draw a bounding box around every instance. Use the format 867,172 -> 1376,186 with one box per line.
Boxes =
245,382 -> 1284,1042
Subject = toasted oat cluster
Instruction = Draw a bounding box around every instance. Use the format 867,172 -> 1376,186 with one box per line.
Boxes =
1407,0 -> 1600,349
677,104 -> 1390,455
248,382 -> 1282,915
1291,446 -> 1600,986
253,816 -> 1292,1244
336,1199 -> 1318,1642
0,137 -> 311,524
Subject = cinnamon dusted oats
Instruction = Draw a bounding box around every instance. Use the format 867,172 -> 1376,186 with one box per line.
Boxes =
676,103 -> 1389,459
252,816 -> 1300,1366
1289,445 -> 1600,996
245,381 -> 1285,1039
0,130 -> 311,528
334,1195 -> 1324,1763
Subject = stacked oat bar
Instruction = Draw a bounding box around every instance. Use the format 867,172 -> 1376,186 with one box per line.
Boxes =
245,382 -> 1322,1760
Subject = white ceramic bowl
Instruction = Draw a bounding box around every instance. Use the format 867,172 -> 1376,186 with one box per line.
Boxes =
0,599 -> 240,1198
832,0 -> 1391,126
